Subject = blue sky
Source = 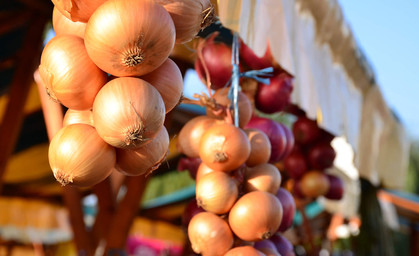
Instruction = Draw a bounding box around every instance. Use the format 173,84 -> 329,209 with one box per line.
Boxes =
338,0 -> 419,139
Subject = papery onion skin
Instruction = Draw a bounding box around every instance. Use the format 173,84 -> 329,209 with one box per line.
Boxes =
155,0 -> 214,44
115,126 -> 169,176
39,35 -> 107,110
48,124 -> 116,187
224,246 -> 266,256
229,191 -> 283,242
245,163 -> 282,194
245,128 -> 271,167
206,88 -> 253,128
93,77 -> 166,149
199,123 -> 250,172
240,40 -> 274,70
177,116 -> 219,158
196,171 -> 238,214
140,58 -> 183,113
52,0 -> 108,22
188,212 -> 234,256
63,109 -> 94,127
85,0 -> 176,77
52,7 -> 86,38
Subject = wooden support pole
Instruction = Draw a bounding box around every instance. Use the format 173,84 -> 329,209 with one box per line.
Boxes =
0,10 -> 32,35
105,175 -> 148,253
35,71 -> 95,256
298,204 -> 317,255
92,177 -> 116,246
0,14 -> 47,193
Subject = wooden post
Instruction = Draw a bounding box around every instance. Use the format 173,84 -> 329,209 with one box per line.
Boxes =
92,177 -> 116,246
105,175 -> 148,253
0,14 -> 47,192
35,71 -> 95,256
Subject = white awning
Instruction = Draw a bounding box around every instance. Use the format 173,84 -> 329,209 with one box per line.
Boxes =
217,0 -> 410,189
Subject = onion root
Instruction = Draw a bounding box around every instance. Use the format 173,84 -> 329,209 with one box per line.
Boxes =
53,169 -> 74,186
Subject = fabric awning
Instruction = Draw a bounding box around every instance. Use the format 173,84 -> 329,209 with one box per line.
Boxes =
217,0 -> 410,189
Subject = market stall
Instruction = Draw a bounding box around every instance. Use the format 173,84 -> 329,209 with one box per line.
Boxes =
0,0 -> 414,255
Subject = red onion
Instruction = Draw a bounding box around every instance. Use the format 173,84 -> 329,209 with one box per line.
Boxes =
275,188 -> 296,232
324,174 -> 344,200
240,40 -> 273,70
283,150 -> 308,179
177,157 -> 202,179
279,123 -> 294,159
245,116 -> 287,163
195,33 -> 233,90
182,198 -> 205,228
307,141 -> 336,170
270,233 -> 295,256
292,180 -> 305,199
254,240 -> 280,256
255,73 -> 293,114
292,116 -> 320,145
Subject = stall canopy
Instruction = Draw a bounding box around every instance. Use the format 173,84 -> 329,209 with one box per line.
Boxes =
217,0 -> 410,189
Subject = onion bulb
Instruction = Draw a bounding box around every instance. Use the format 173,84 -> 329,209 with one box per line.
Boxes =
48,124 -> 116,187
229,191 -> 283,241
52,7 -> 86,38
245,116 -> 288,163
206,88 -> 253,128
225,246 -> 266,256
195,162 -> 216,182
196,171 -> 238,214
199,123 -> 250,172
51,0 -> 108,22
39,35 -> 107,110
93,77 -> 166,149
188,212 -> 234,256
115,126 -> 169,176
177,116 -> 219,158
154,0 -> 214,44
254,240 -> 281,256
140,58 -> 183,113
195,33 -> 234,90
63,109 -> 94,127
245,128 -> 271,167
85,0 -> 176,77
299,170 -> 330,198
245,163 -> 281,194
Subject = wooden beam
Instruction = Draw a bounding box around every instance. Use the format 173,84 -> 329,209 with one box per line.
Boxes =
106,175 -> 148,252
16,0 -> 53,17
0,14 -> 47,192
378,190 -> 419,215
92,177 -> 116,246
35,70 -> 95,256
0,10 -> 32,35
